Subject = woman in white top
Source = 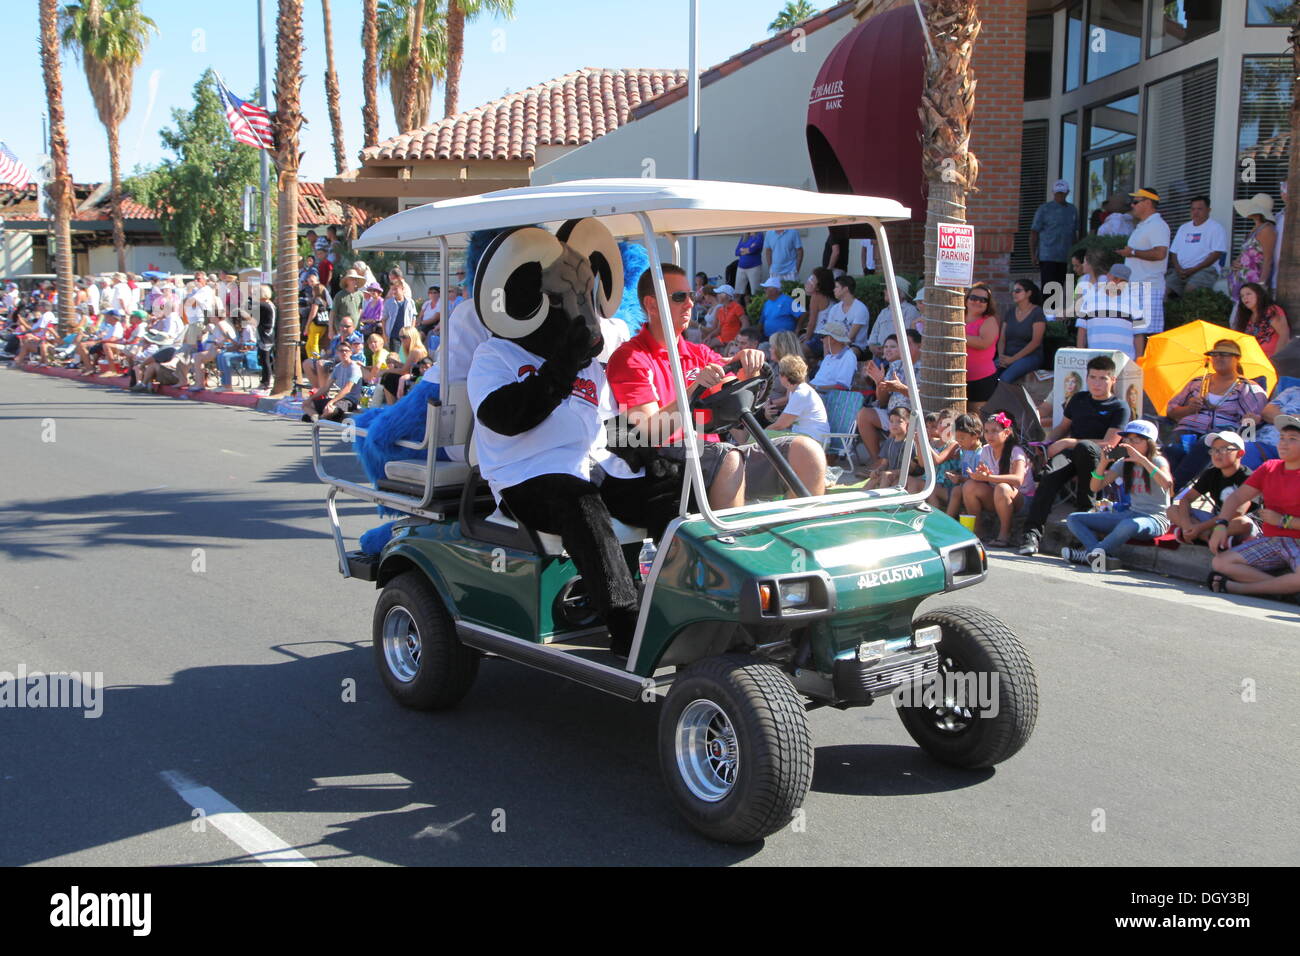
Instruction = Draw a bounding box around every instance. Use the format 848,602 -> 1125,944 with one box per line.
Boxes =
768,354 -> 829,444
187,314 -> 237,390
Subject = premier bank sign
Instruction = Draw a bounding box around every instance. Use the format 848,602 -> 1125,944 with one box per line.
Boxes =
809,79 -> 845,111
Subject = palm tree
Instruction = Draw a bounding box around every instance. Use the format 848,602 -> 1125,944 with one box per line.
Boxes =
40,0 -> 76,335
443,0 -> 515,119
362,0 -> 380,147
322,0 -> 347,174
917,0 -> 981,414
377,0 -> 446,130
60,0 -> 157,274
767,0 -> 816,33
273,0 -> 304,396
399,0 -> 427,132
1278,15 -> 1300,334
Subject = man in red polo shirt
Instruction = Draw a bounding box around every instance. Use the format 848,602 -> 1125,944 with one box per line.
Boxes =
1209,415 -> 1300,595
607,263 -> 826,507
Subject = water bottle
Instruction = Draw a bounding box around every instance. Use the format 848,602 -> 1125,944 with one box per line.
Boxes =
638,540 -> 658,580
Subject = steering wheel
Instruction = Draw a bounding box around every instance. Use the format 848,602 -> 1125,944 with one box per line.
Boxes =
689,360 -> 772,434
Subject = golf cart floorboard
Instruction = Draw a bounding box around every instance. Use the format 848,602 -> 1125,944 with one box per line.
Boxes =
456,624 -> 648,700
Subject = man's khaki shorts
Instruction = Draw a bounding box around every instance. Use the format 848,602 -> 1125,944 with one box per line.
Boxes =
659,435 -> 810,500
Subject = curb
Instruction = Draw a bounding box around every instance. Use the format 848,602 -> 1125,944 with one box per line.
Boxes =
16,362 -> 262,408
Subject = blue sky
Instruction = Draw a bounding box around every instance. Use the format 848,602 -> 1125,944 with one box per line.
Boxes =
7,0 -> 785,185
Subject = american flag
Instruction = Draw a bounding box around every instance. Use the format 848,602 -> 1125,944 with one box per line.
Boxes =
0,142 -> 32,188
215,74 -> 274,150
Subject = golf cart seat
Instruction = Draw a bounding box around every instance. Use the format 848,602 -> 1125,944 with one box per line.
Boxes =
466,432 -> 647,556
375,382 -> 475,494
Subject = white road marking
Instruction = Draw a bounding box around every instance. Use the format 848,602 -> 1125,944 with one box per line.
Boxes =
220,449 -> 248,457
160,770 -> 316,867
988,553 -> 1298,625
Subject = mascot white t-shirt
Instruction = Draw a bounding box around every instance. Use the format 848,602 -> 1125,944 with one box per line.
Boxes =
468,338 -> 642,502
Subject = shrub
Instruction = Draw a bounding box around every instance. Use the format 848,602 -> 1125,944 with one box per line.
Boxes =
1069,234 -> 1127,271
1165,288 -> 1233,331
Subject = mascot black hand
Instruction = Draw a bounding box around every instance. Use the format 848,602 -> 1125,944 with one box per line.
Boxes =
475,316 -> 593,436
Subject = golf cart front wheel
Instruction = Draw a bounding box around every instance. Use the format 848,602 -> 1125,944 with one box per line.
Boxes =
372,571 -> 479,710
658,654 -> 812,843
897,606 -> 1038,768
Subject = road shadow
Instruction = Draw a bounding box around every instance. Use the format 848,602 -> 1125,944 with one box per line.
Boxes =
811,744 -> 993,796
0,643 -> 763,866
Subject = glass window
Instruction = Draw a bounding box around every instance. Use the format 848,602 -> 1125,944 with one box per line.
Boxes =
1083,94 -> 1138,233
1065,2 -> 1083,92
1062,115 -> 1079,183
1025,15 -> 1053,100
1143,63 -> 1217,236
1235,55 -> 1290,256
1087,93 -> 1139,150
1150,1 -> 1221,55
1246,0 -> 1297,25
1086,0 -> 1142,83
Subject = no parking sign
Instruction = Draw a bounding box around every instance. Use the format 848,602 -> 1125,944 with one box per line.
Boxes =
935,223 -> 975,288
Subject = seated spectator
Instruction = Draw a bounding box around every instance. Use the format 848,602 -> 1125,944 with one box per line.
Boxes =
766,354 -> 829,445
722,325 -> 767,361
703,284 -> 744,352
1208,415 -> 1300,596
303,340 -> 364,423
75,310 -> 125,375
809,320 -> 857,390
827,274 -> 871,357
1232,282 -> 1289,358
1249,382 -> 1300,464
216,311 -> 259,391
1075,263 -> 1139,360
103,310 -> 150,371
939,412 -> 983,515
1163,339 -> 1268,488
862,275 -> 921,359
798,267 -> 836,360
131,345 -> 186,392
418,285 -> 442,339
1167,431 -> 1258,545
304,316 -> 364,392
187,313 -> 237,391
759,331 -> 804,425
856,329 -> 920,461
858,406 -> 913,488
14,308 -> 59,366
380,326 -> 428,404
1017,354 -> 1128,555
1061,420 -> 1172,570
912,409 -> 958,496
758,277 -> 797,339
359,281 -> 385,336
997,279 -> 1047,383
361,331 -> 389,386
960,411 -> 1035,547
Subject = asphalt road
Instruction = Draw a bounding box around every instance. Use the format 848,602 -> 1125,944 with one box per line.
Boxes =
2,366 -> 1297,867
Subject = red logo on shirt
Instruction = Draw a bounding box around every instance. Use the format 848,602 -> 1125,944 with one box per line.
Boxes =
517,363 -> 597,405
517,364 -> 538,378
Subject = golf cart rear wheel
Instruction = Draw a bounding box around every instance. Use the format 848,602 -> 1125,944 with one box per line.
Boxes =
372,571 -> 479,710
658,654 -> 812,844
897,605 -> 1038,768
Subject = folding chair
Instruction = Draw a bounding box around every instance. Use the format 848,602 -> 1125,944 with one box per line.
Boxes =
819,387 -> 865,470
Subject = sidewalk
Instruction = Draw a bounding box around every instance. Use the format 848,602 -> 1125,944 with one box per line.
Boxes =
15,362 -> 263,408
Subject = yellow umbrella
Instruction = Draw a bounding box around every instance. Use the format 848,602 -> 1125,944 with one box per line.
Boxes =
1136,320 -> 1275,413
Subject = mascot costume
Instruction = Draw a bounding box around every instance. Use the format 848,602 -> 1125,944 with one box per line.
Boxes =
466,218 -> 672,656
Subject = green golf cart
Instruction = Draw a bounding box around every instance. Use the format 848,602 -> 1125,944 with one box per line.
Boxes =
313,179 -> 1037,844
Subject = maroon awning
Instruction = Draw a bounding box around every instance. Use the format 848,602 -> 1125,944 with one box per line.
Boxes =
807,7 -> 926,226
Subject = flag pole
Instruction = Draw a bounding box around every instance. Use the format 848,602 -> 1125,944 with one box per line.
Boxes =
257,0 -> 272,280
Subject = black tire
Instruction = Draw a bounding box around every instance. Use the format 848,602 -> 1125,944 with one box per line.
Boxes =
658,654 -> 812,844
372,571 -> 479,710
897,605 -> 1038,768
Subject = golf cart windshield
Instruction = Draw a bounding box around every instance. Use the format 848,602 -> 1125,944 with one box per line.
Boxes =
352,178 -> 936,532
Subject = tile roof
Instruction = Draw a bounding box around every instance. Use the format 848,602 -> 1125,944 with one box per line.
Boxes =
1,182 -> 345,227
363,67 -> 689,163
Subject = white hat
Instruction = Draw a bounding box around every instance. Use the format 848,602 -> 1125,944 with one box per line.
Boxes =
1233,192 -> 1275,222
821,319 -> 851,343
892,275 -> 912,297
712,283 -> 736,297
1120,420 -> 1158,442
1053,179 -> 1071,195
914,286 -> 926,303
1202,431 -> 1245,451
760,277 -> 784,290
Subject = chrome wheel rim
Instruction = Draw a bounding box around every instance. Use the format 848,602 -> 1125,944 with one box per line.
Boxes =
929,654 -> 975,734
382,606 -> 421,683
675,699 -> 740,802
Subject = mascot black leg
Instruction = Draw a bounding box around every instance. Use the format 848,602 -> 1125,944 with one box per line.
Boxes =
501,474 -> 640,656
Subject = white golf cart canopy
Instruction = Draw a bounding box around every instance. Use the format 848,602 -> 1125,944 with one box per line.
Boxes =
353,178 -> 911,249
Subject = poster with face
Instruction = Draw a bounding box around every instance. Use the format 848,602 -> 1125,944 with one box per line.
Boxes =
1052,348 -> 1144,425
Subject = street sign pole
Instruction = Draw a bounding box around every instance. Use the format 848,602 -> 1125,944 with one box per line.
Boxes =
257,0 -> 273,280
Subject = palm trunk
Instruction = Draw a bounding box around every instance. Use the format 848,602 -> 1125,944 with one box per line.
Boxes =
108,122 -> 127,273
273,0 -> 304,396
917,0 -> 981,416
322,0 -> 346,173
399,0 -> 426,131
362,0 -> 379,147
1278,17 -> 1300,333
443,0 -> 464,119
40,0 -> 75,336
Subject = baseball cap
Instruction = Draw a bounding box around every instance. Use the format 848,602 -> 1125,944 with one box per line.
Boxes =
1203,431 -> 1245,451
1108,263 -> 1132,281
1052,179 -> 1070,195
760,277 -> 784,290
1119,420 -> 1158,442
712,283 -> 736,297
130,309 -> 148,320
1129,187 -> 1161,203
1274,415 -> 1300,433
821,319 -> 851,343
